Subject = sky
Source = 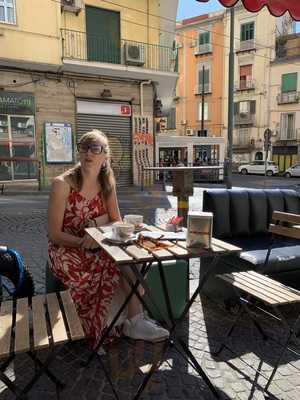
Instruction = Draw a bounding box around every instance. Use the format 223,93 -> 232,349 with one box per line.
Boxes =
176,0 -> 300,31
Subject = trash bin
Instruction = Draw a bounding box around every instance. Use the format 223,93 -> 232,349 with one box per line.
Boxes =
144,260 -> 189,321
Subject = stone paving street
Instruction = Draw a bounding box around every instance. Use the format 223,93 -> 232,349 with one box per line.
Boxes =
1,184 -> 300,399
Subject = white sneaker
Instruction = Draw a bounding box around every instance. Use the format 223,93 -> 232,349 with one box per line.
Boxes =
123,313 -> 169,343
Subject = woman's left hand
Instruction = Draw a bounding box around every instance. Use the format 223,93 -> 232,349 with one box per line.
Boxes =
80,234 -> 99,250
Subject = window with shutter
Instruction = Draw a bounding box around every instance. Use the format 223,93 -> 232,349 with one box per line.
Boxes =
239,65 -> 252,89
241,22 -> 255,41
280,113 -> 295,139
240,101 -> 249,114
250,100 -> 256,114
86,6 -> 121,63
0,0 -> 16,23
198,102 -> 209,121
234,102 -> 239,114
199,31 -> 210,45
198,67 -> 210,92
281,73 -> 297,92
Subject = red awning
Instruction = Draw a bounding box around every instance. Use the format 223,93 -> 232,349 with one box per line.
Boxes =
216,0 -> 300,21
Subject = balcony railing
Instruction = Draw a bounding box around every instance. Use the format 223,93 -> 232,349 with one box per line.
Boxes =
233,134 -> 252,147
277,91 -> 299,105
237,39 -> 255,52
278,128 -> 300,141
61,29 -> 178,73
234,79 -> 255,91
234,113 -> 255,126
194,83 -> 211,94
194,43 -> 212,55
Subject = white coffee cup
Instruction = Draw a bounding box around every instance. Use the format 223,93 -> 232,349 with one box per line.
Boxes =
123,215 -> 143,228
112,222 -> 134,240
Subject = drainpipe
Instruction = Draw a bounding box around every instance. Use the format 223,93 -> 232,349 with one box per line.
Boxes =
140,80 -> 152,116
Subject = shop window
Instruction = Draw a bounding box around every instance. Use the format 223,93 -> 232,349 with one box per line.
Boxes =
0,0 -> 16,24
0,115 -> 9,139
0,115 -> 36,181
281,73 -> 297,92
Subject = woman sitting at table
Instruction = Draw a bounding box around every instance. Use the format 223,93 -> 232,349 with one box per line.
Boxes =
48,129 -> 169,350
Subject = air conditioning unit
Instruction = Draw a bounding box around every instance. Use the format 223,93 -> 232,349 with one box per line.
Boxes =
124,42 -> 145,66
186,128 -> 195,136
61,0 -> 81,14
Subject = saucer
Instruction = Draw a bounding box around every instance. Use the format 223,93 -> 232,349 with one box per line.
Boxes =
103,231 -> 137,245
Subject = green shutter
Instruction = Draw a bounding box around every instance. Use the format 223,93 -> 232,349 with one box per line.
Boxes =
86,6 -> 120,63
281,73 -> 297,92
234,102 -> 239,114
250,100 -> 256,114
199,68 -> 209,84
199,32 -> 210,45
241,22 -> 254,41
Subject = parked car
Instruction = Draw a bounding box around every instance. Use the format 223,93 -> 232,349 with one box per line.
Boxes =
284,164 -> 300,178
238,161 -> 279,176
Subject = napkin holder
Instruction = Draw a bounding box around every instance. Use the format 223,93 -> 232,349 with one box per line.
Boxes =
186,211 -> 213,249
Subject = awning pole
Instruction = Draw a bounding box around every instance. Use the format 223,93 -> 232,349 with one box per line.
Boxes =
226,6 -> 235,189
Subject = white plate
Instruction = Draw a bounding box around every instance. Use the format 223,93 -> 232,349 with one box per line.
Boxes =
103,231 -> 137,245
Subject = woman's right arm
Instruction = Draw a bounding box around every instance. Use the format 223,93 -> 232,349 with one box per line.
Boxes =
48,178 -> 83,248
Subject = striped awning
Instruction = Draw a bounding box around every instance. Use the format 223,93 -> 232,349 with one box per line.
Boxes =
196,0 -> 300,21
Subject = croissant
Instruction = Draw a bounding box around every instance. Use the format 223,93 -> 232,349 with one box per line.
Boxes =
136,234 -> 174,251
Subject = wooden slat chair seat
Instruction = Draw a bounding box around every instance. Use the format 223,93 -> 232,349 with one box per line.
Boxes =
0,290 -> 85,399
216,270 -> 300,393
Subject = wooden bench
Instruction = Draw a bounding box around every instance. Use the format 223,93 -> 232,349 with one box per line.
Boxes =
0,290 -> 85,399
216,270 -> 300,392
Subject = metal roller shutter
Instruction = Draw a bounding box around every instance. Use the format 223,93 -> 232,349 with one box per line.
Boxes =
76,113 -> 133,186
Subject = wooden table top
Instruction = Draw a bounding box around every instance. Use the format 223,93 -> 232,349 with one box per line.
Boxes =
86,224 -> 241,266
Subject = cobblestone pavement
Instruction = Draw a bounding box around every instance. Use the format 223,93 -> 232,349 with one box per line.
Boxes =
0,186 -> 300,399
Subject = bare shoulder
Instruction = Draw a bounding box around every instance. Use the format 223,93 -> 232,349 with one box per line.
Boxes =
50,174 -> 70,198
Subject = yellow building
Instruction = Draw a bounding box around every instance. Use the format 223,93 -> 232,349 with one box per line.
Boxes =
0,0 -> 178,186
270,33 -> 300,172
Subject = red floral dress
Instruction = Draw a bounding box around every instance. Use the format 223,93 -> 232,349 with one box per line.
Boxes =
48,189 -> 120,350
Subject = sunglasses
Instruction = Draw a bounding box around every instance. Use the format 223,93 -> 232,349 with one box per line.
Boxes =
77,143 -> 108,154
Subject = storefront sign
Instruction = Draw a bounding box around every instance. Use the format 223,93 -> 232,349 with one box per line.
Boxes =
44,122 -> 74,164
76,100 -> 132,116
0,92 -> 35,115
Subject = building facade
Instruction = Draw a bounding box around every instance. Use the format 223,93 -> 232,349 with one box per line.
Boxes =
222,5 -> 278,163
0,0 -> 178,186
175,12 -> 225,139
269,33 -> 300,172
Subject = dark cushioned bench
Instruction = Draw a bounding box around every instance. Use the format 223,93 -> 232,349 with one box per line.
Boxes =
201,188 -> 300,304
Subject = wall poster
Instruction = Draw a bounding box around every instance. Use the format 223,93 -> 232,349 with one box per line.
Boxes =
44,122 -> 73,164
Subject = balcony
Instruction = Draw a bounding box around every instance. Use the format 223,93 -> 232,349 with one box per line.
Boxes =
194,83 -> 211,95
194,43 -> 212,55
278,128 -> 300,141
233,133 -> 253,148
61,29 -> 178,73
234,113 -> 255,126
237,39 -> 255,53
277,91 -> 299,105
234,79 -> 255,91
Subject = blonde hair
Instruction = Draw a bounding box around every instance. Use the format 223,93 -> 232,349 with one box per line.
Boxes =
67,130 -> 116,198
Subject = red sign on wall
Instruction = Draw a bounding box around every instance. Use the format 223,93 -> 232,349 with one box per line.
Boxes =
120,105 -> 131,116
